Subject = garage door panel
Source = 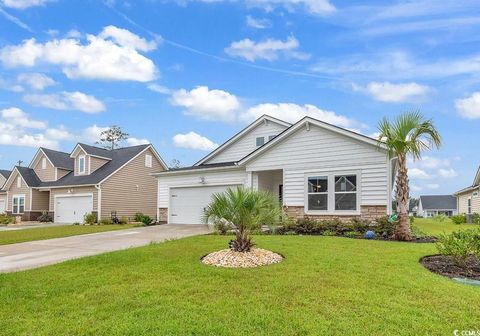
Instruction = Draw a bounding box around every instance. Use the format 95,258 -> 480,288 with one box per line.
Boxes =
55,196 -> 93,224
170,185 -> 238,224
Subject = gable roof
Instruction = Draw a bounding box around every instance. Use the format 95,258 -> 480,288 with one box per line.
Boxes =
39,144 -> 164,188
238,116 -> 386,165
420,195 -> 457,210
454,166 -> 480,195
194,115 -> 291,166
71,143 -> 113,160
0,170 -> 11,179
42,148 -> 74,170
4,166 -> 42,188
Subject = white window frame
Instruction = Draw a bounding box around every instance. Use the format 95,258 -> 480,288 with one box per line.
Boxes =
304,171 -> 360,215
145,154 -> 153,168
42,157 -> 47,169
468,197 -> 472,214
16,176 -> 21,188
78,155 -> 86,175
255,137 -> 265,147
12,195 -> 25,214
306,175 -> 329,212
334,174 -> 358,212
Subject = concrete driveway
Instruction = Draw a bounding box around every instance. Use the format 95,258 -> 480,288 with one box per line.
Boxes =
0,224 -> 211,273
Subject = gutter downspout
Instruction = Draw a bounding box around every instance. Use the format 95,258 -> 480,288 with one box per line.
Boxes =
95,184 -> 101,221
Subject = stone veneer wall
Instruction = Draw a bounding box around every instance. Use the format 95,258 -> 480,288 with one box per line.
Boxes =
284,205 -> 387,221
159,208 -> 168,223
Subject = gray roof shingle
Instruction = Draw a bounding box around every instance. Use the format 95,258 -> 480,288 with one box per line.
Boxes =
0,170 -> 11,179
41,148 -> 74,170
420,195 -> 457,210
76,143 -> 113,159
16,166 -> 42,187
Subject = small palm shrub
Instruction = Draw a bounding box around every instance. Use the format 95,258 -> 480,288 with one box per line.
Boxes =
203,187 -> 286,252
451,214 -> 466,225
134,213 -> 153,226
84,213 -> 97,225
436,229 -> 480,267
213,219 -> 232,235
37,211 -> 53,223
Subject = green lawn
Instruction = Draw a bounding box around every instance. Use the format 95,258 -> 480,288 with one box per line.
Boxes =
0,224 -> 138,245
1,235 -> 479,335
414,217 -> 477,236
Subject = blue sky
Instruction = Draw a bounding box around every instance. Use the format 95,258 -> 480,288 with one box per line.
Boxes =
0,0 -> 479,196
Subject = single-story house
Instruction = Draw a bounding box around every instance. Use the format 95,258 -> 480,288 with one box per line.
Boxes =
1,143 -> 166,223
417,195 -> 457,217
0,169 -> 12,214
454,166 -> 480,215
154,115 -> 397,224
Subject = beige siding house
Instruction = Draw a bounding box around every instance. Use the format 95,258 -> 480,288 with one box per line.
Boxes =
154,115 -> 396,225
455,166 -> 480,215
2,144 -> 167,223
0,170 -> 11,213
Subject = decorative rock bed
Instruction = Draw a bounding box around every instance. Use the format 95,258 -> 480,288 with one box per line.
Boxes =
201,248 -> 283,268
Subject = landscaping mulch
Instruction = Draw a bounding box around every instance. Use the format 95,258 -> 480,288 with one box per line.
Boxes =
201,248 -> 283,268
421,255 -> 480,281
376,236 -> 437,243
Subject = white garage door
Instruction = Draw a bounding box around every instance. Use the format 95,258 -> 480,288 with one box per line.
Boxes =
170,185 -> 238,224
0,200 -> 5,214
55,195 -> 93,224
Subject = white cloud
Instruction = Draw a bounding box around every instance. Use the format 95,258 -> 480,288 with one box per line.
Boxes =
200,0 -> 336,15
0,26 -> 158,82
17,72 -> 56,90
148,83 -> 171,94
98,25 -> 158,52
246,15 -> 271,29
409,167 -> 432,179
45,127 -> 73,140
170,86 -> 240,122
173,131 -> 218,151
1,107 -> 46,129
419,156 -> 450,169
225,36 -> 310,62
23,91 -> 106,113
127,137 -> 150,146
1,0 -> 52,9
455,92 -> 480,119
438,168 -> 458,178
82,125 -> 109,143
240,103 -> 363,129
426,183 -> 440,189
355,81 -> 430,103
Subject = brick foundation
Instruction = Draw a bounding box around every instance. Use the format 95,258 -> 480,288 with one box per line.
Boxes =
159,208 -> 168,223
284,205 -> 387,221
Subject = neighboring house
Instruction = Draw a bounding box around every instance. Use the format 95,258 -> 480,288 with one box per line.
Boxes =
154,115 -> 397,224
2,144 -> 167,223
0,169 -> 11,214
455,166 -> 480,215
417,195 -> 457,217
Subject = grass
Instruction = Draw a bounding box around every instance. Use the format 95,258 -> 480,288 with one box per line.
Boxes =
413,217 -> 477,236
1,235 -> 479,335
0,224 -> 138,245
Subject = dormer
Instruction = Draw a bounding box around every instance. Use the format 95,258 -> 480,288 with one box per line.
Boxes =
29,148 -> 74,182
70,144 -> 111,176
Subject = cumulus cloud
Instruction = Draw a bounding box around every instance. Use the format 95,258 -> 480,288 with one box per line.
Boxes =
17,72 -> 56,90
199,0 -> 336,15
23,91 -> 106,113
170,86 -> 240,122
354,81 -> 430,103
1,107 -> 47,129
240,103 -> 364,130
438,168 -> 458,178
1,0 -> 53,9
419,156 -> 450,169
0,26 -> 158,82
148,83 -> 171,94
127,137 -> 150,146
455,92 -> 480,119
81,125 -> 109,143
45,127 -> 73,140
246,15 -> 271,29
225,36 -> 310,62
173,131 -> 219,151
409,167 -> 432,179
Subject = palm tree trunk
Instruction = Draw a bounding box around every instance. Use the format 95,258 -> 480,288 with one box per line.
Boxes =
395,153 -> 412,241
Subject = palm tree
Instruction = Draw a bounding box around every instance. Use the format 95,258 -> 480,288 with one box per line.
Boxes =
203,187 -> 285,252
378,111 -> 441,241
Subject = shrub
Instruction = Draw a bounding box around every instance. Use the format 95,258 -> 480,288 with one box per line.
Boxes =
135,213 -> 153,226
373,216 -> 395,238
436,229 -> 480,266
214,218 -> 232,235
351,218 -> 370,233
451,214 -> 466,225
344,231 -> 358,238
322,230 -> 336,236
37,211 -> 52,223
433,214 -> 447,222
295,219 -> 320,234
0,214 -> 15,225
73,222 -> 81,226
472,213 -> 480,225
409,216 -> 415,224
84,212 -> 97,225
134,212 -> 145,222
119,216 -> 129,224
411,225 -> 427,238
99,218 -> 113,225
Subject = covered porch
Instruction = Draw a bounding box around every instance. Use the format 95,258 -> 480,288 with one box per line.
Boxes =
249,169 -> 284,203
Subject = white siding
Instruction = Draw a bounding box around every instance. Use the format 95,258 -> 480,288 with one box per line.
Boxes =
158,168 -> 247,208
205,121 -> 288,164
245,125 -> 389,207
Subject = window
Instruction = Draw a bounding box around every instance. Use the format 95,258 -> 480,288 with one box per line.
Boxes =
306,173 -> 359,213
145,154 -> 152,168
468,197 -> 472,214
256,137 -> 265,147
307,176 -> 328,211
42,157 -> 47,169
78,155 -> 85,174
334,175 -> 357,211
13,196 -> 25,214
16,176 -> 21,188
